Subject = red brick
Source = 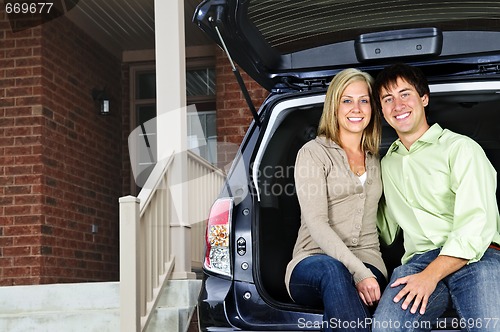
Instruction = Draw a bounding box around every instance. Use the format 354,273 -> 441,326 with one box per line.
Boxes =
15,38 -> 40,48
5,165 -> 32,176
5,67 -> 33,77
31,184 -> 42,194
14,174 -> 41,185
3,225 -> 40,236
14,215 -> 41,225
0,257 -> 13,267
5,185 -> 31,196
0,97 -> 14,107
6,47 -> 33,58
4,126 -> 32,137
0,78 -> 15,88
0,39 -> 15,49
5,146 -> 31,156
15,116 -> 42,126
223,117 -> 252,127
14,236 -> 42,246
15,76 -> 41,86
16,57 -> 42,67
223,82 -> 242,92
221,91 -> 242,100
0,216 -> 15,226
0,237 -> 13,247
0,279 -> 13,286
5,205 -> 32,216
0,195 -> 14,204
5,86 -> 33,97
0,137 -> 15,146
5,28 -> 33,39
218,127 -> 242,136
225,135 -> 245,144
16,155 -> 42,168
13,257 -> 41,269
3,246 -> 32,256
5,106 -> 35,117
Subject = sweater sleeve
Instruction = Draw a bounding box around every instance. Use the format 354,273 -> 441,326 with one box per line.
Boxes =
294,146 -> 375,283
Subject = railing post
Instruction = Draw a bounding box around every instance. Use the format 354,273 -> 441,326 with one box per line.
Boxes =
119,195 -> 141,332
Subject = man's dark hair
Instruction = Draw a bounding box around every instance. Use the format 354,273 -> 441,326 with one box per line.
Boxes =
373,63 -> 430,113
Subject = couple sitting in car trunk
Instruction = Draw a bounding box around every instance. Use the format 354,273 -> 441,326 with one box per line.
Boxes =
285,63 -> 500,332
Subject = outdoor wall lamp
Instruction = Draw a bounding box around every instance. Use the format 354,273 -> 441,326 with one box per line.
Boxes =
92,88 -> 110,115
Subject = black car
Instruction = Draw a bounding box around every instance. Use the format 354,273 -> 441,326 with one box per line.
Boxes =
193,1 -> 500,330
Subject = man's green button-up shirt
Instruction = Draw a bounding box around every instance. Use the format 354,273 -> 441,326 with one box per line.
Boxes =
378,123 -> 500,264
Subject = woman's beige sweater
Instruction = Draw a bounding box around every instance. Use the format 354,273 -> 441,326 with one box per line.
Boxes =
285,136 -> 387,296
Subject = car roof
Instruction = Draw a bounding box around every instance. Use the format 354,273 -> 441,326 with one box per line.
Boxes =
194,0 -> 500,91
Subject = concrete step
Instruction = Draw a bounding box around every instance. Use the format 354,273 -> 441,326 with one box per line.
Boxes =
0,309 -> 119,332
146,307 -> 190,332
158,280 -> 202,308
0,280 -> 201,332
0,282 -> 120,332
146,280 -> 202,332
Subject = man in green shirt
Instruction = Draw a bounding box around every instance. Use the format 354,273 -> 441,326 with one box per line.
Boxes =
372,63 -> 500,332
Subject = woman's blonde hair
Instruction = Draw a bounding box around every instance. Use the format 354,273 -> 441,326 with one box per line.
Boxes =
317,68 -> 381,155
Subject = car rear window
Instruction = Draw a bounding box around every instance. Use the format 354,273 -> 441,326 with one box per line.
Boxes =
248,0 -> 500,53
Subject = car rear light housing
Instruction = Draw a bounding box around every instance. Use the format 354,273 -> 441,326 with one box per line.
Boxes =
204,198 -> 233,277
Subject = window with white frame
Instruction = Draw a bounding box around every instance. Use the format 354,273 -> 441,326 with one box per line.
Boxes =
186,66 -> 217,164
129,52 -> 216,191
130,66 -> 157,191
187,109 -> 217,164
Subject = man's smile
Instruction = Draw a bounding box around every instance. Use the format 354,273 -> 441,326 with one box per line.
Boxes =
395,112 -> 411,120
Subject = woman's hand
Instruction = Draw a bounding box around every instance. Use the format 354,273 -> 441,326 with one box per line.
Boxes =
356,277 -> 381,306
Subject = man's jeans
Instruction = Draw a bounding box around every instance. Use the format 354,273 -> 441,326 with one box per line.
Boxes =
289,255 -> 386,332
373,248 -> 500,332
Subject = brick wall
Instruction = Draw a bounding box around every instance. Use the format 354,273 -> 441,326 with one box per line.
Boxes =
0,11 -> 123,284
215,48 -> 268,167
0,11 -> 44,285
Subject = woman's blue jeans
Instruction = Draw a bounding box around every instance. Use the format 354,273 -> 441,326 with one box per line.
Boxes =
289,254 -> 386,332
373,247 -> 500,332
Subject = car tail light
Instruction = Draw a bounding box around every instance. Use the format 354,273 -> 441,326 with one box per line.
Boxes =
204,198 -> 233,277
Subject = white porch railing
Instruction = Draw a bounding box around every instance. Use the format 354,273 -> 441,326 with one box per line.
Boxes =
119,150 -> 225,332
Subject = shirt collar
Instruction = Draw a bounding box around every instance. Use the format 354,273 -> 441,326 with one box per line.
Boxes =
315,136 -> 342,150
387,123 -> 443,155
418,123 -> 443,143
315,136 -> 373,157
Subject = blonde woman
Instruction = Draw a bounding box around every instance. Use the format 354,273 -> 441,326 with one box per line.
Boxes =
285,68 -> 387,332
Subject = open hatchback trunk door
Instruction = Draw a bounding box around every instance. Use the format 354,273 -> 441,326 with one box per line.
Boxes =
194,0 -> 500,92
